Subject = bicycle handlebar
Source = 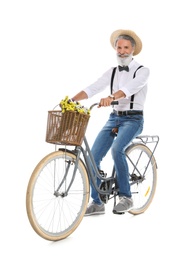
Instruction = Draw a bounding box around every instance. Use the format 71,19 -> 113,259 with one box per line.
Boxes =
89,101 -> 118,110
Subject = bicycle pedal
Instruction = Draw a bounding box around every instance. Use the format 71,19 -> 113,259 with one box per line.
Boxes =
112,210 -> 125,215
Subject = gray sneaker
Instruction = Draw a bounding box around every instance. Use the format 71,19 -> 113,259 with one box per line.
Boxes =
113,196 -> 133,214
85,201 -> 105,216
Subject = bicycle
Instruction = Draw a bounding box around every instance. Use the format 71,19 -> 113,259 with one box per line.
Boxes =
26,101 -> 159,241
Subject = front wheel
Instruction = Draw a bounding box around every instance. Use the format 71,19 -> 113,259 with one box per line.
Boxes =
26,150 -> 90,241
126,143 -> 157,215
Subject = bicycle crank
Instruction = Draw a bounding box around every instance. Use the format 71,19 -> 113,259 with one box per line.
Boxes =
99,179 -> 116,204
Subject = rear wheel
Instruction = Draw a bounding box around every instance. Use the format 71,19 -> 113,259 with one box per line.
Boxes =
26,150 -> 89,241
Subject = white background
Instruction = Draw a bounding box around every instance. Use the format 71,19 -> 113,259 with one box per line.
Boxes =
1,0 -> 189,259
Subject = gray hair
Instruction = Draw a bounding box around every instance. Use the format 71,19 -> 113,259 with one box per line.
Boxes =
115,35 -> 136,47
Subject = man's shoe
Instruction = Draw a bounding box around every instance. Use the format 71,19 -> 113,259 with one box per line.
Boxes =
113,196 -> 133,214
85,201 -> 105,216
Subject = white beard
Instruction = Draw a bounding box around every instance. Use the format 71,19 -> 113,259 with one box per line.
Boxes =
117,53 -> 133,66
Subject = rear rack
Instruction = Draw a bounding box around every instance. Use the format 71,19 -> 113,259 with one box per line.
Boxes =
135,135 -> 159,145
133,135 -> 159,161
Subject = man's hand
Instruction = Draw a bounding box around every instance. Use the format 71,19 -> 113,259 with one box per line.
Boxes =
98,96 -> 113,107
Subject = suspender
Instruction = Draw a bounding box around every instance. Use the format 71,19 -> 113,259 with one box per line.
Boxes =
110,65 -> 144,109
110,67 -> 117,95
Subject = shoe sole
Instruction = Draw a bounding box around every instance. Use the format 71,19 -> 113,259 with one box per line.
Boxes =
84,211 -> 105,216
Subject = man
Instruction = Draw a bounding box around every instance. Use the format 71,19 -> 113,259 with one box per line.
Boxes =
72,29 -> 149,215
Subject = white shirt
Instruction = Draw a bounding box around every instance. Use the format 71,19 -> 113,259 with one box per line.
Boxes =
83,59 -> 150,111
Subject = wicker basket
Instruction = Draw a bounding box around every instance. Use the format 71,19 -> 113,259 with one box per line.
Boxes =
46,110 -> 90,146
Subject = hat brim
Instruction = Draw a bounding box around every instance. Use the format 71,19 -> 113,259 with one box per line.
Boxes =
110,29 -> 142,56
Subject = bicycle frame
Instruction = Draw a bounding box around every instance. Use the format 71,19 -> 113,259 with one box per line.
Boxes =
57,134 -> 159,199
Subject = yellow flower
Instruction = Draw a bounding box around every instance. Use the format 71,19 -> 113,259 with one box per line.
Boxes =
60,96 -> 90,115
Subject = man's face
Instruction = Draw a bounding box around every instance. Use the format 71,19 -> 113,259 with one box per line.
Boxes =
115,39 -> 135,66
115,39 -> 135,57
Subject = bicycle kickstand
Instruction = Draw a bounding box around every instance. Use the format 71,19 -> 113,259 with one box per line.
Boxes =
113,192 -> 117,208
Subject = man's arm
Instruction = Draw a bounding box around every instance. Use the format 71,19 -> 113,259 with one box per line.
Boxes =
72,91 -> 88,101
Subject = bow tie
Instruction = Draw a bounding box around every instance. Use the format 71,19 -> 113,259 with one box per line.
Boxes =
118,65 -> 129,72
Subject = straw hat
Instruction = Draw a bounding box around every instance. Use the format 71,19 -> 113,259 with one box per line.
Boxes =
110,29 -> 142,55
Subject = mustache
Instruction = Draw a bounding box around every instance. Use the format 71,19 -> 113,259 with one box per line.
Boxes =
117,53 -> 130,58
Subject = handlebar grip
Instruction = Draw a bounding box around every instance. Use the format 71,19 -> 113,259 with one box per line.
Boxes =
111,101 -> 119,105
89,101 -> 119,110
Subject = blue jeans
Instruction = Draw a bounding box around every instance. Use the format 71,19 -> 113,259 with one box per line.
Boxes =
90,112 -> 144,205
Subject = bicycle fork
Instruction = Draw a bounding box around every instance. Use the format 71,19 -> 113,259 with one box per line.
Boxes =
54,151 -> 81,197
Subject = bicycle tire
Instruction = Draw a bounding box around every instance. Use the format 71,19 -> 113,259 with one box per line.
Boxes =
26,150 -> 89,241
126,143 -> 157,215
